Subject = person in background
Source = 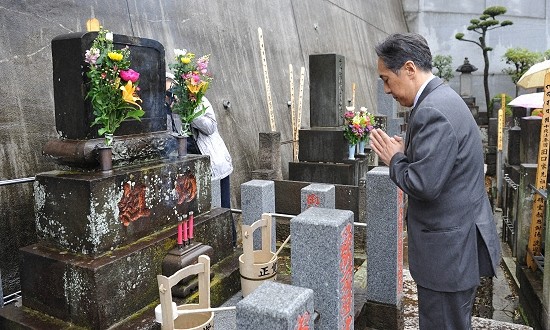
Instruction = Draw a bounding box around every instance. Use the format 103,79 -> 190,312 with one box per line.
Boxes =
369,33 -> 500,329
166,72 -> 236,246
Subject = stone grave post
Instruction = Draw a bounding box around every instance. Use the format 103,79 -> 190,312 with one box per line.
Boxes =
291,207 -> 354,329
236,281 -> 314,329
300,183 -> 335,212
365,166 -> 405,329
252,132 -> 283,180
241,179 -> 276,251
516,164 -> 538,265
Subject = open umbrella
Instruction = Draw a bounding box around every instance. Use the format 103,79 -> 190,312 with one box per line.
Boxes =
517,60 -> 550,89
508,92 -> 544,109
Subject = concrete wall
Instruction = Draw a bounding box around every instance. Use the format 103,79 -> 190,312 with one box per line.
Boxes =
403,0 -> 550,111
0,0 -> 408,295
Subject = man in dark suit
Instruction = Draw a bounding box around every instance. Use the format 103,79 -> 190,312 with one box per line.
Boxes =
370,33 -> 501,329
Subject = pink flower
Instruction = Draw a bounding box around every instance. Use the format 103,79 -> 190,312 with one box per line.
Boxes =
196,55 -> 209,74
85,48 -> 100,64
344,111 -> 354,119
120,69 -> 140,83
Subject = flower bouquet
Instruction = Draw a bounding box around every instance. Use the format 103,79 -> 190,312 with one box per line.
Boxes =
168,49 -> 213,137
84,27 -> 144,146
343,107 -> 376,158
343,108 -> 375,143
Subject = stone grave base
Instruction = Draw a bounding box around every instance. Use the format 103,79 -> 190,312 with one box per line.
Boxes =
362,300 -> 404,330
288,159 -> 369,186
516,265 -> 544,330
0,208 -> 237,330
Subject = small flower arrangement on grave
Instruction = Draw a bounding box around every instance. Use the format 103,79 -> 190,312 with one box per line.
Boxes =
84,26 -> 144,146
168,49 -> 213,137
343,107 -> 376,145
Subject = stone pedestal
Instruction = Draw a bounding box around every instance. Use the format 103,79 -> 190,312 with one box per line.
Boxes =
289,158 -> 369,186
14,207 -> 233,330
34,156 -> 211,255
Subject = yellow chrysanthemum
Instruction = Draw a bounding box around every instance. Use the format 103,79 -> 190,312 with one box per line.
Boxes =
181,57 -> 191,64
120,81 -> 142,108
108,52 -> 123,61
186,81 -> 207,94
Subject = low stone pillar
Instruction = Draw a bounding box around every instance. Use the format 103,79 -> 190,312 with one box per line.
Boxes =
300,183 -> 335,212
365,166 -> 405,329
241,180 -> 275,251
252,132 -> 282,180
291,207 -> 354,329
516,164 -> 538,265
236,281 -> 314,329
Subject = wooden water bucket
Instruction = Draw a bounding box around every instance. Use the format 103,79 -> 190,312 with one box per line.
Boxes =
239,213 -> 277,297
156,255 -> 214,330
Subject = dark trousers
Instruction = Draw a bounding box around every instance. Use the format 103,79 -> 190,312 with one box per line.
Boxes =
417,284 -> 477,330
220,176 -> 236,247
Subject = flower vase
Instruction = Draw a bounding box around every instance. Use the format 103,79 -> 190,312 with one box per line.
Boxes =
348,143 -> 356,160
104,133 -> 114,147
175,135 -> 187,158
358,140 -> 366,156
98,146 -> 113,171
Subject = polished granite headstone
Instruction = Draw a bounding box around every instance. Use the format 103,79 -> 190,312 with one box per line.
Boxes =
46,31 -> 171,168
51,32 -> 166,139
309,54 -> 345,128
519,116 -> 541,164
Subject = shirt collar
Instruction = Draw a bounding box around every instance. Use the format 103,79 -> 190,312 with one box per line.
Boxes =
413,74 -> 436,108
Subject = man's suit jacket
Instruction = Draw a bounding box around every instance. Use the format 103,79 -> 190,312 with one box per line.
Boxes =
389,77 -> 501,292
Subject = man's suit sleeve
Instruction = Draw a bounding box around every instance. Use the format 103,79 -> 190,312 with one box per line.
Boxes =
389,106 -> 458,201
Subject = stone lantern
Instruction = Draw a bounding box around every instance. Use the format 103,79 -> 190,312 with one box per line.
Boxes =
456,57 -> 479,119
456,57 -> 478,97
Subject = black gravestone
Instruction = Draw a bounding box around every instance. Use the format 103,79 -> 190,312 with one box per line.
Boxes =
519,116 -> 541,164
309,54 -> 345,127
51,32 -> 166,140
507,126 -> 521,165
